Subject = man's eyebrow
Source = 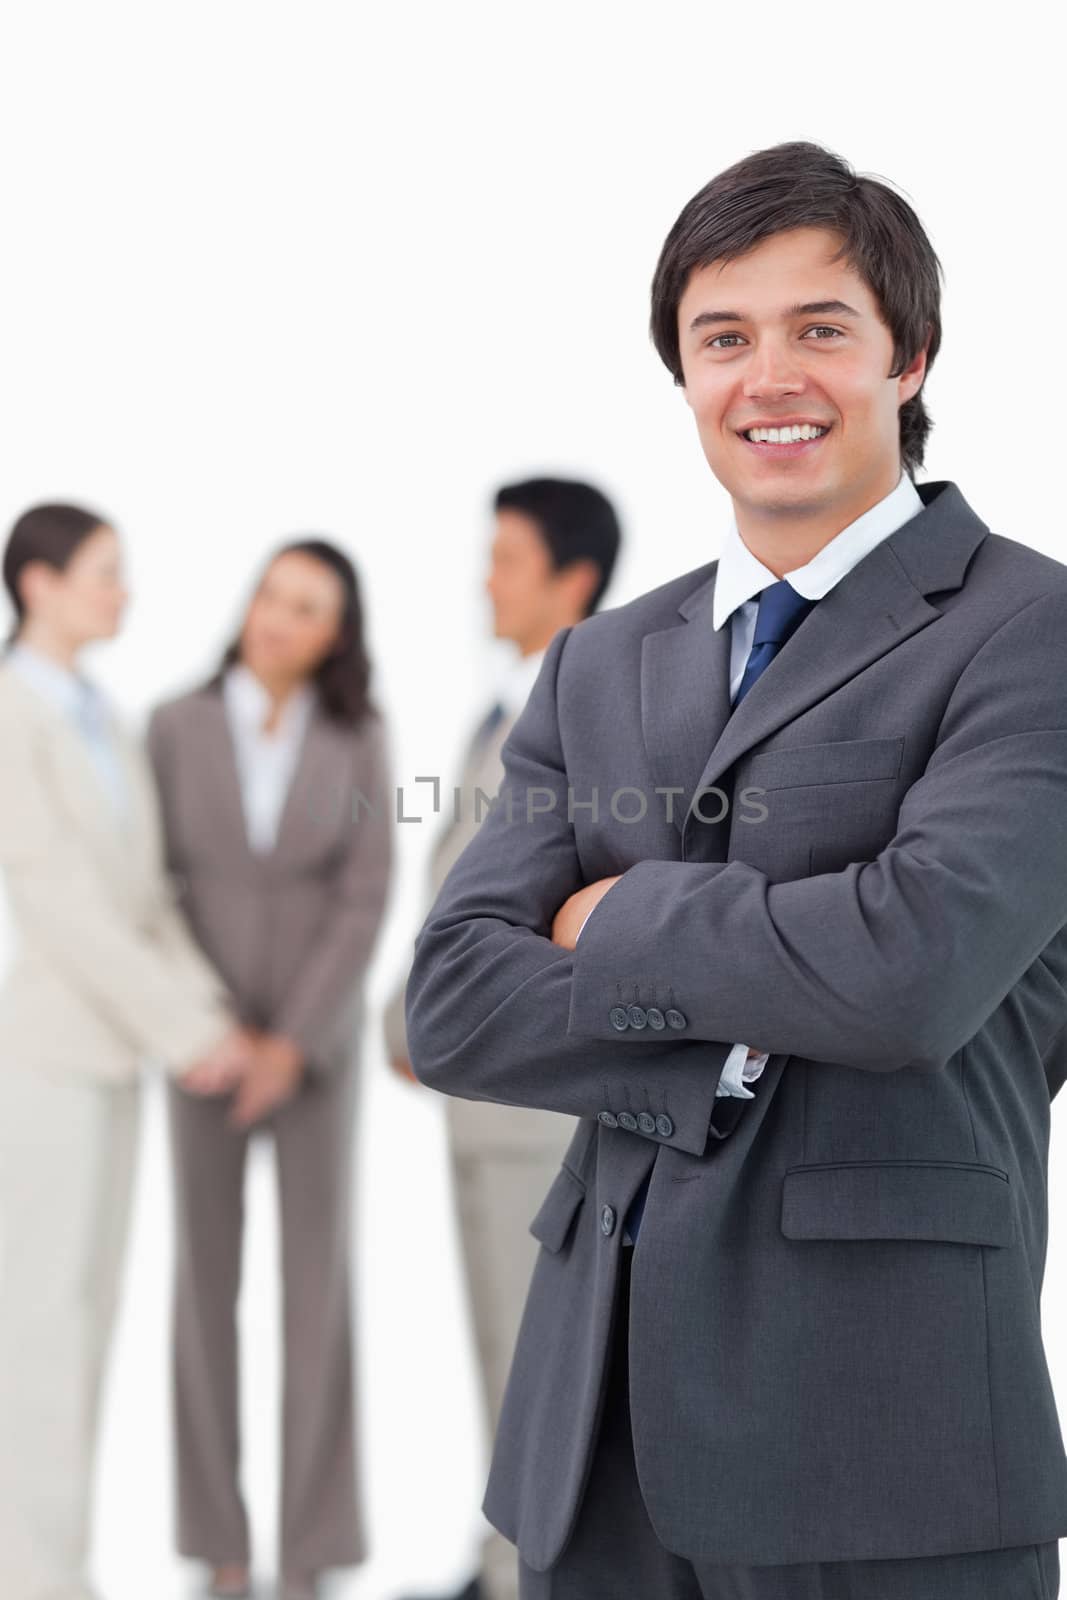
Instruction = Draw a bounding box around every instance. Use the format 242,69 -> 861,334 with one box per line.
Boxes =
688,299 -> 862,332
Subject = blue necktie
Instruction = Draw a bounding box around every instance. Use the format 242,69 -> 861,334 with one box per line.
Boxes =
732,578 -> 815,705
474,699 -> 507,751
622,579 -> 816,1244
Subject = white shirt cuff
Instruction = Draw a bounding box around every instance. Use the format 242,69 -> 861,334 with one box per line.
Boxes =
716,1041 -> 770,1098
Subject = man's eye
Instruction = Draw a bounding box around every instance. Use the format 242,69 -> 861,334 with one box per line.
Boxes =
705,326 -> 842,350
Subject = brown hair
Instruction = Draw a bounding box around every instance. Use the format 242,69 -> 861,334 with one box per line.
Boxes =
2,502 -> 110,645
649,140 -> 943,477
208,538 -> 377,729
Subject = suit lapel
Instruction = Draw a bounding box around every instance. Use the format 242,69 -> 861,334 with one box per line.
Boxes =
0,667 -> 134,875
273,702 -> 338,859
641,481 -> 989,855
641,580 -> 731,843
196,690 -> 258,864
44,721 -> 131,871
193,688 -> 340,864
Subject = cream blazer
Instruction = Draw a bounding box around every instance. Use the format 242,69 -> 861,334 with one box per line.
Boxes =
0,662 -> 234,1084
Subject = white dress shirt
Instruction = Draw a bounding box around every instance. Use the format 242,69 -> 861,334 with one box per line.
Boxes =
222,664 -> 316,853
579,469 -> 925,1098
497,646 -> 546,721
6,641 -> 129,822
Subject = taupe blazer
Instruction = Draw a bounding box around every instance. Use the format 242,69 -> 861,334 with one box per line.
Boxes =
0,662 -> 233,1083
384,704 -> 510,1063
385,700 -> 576,1156
146,685 -> 393,1073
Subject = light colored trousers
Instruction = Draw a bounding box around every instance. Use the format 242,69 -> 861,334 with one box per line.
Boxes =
0,1065 -> 140,1600
447,1099 -> 576,1600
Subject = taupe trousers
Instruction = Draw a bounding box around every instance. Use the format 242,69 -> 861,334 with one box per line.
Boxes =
385,698 -> 575,1600
147,686 -> 392,1577
166,1053 -> 361,1572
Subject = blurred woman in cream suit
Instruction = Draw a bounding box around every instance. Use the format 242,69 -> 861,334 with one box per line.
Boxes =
0,503 -> 255,1600
147,539 -> 393,1600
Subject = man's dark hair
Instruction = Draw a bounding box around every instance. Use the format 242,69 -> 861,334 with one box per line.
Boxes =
2,502 -> 110,645
493,477 -> 622,616
650,140 -> 943,478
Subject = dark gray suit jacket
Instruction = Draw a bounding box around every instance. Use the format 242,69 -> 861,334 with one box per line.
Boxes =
406,480 -> 1067,1570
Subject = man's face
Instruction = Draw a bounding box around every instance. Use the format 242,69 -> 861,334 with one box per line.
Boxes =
485,508 -> 559,647
676,226 -> 926,521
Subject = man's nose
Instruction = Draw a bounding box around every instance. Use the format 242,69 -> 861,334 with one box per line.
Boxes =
743,339 -> 806,396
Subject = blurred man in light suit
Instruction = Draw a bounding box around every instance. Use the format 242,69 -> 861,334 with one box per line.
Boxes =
385,477 -> 622,1600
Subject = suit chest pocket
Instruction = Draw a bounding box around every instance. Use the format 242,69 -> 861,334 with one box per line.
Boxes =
733,736 -> 905,879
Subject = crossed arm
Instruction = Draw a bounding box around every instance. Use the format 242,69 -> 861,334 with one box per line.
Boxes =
407,592 -> 1067,1143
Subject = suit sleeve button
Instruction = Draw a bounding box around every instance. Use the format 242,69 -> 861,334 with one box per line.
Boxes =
655,1114 -> 674,1138
627,1004 -> 648,1029
617,1112 -> 639,1132
597,1110 -> 619,1128
609,1006 -> 631,1031
646,1007 -> 666,1029
665,1008 -> 688,1030
637,1112 -> 656,1134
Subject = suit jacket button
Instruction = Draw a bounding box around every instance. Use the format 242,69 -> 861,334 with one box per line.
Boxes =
598,1110 -> 619,1128
665,1008 -> 688,1029
646,1006 -> 666,1029
655,1114 -> 674,1138
609,1006 -> 630,1031
637,1111 -> 656,1134
627,1004 -> 648,1029
617,1112 -> 639,1132
601,1205 -> 617,1237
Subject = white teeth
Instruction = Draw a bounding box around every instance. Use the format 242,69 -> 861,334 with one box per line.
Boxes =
744,424 -> 828,443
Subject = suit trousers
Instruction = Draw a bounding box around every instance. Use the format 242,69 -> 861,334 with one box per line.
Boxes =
0,1064 -> 140,1600
519,1249 -> 1061,1600
167,1054 -> 363,1577
448,1100 -> 577,1600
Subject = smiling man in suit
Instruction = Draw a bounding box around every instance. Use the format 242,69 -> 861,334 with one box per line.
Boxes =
405,140 -> 1067,1599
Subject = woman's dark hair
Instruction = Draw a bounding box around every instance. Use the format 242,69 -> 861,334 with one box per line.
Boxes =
2,501 -> 111,645
493,476 -> 622,616
649,140 -> 943,478
210,538 -> 376,728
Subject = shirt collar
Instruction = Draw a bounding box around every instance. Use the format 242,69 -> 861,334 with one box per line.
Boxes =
712,471 -> 925,631
496,646 -> 546,720
6,641 -> 103,725
223,662 -> 317,739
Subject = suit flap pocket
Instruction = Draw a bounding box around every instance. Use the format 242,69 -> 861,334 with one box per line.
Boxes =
746,736 -> 904,791
529,1164 -> 585,1253
781,1160 -> 1014,1246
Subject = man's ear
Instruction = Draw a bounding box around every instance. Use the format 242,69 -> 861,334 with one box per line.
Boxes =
559,557 -> 601,617
898,338 -> 929,407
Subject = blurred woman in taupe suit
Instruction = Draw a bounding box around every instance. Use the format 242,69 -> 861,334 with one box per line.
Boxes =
146,540 -> 393,1600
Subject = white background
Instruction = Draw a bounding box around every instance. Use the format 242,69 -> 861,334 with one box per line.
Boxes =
1,3 -> 1064,1596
